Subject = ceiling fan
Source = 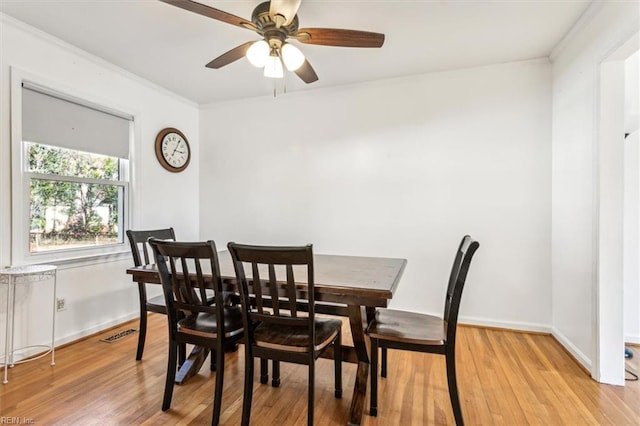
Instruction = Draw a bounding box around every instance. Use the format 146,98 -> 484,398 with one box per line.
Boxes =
159,0 -> 385,84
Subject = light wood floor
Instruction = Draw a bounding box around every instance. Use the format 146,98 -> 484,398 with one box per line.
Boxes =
1,314 -> 639,425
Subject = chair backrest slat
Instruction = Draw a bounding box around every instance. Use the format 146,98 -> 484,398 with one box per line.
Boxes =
179,257 -> 191,304
286,265 -> 297,317
142,243 -> 151,265
268,264 -> 280,315
252,263 -> 264,313
195,259 -> 209,306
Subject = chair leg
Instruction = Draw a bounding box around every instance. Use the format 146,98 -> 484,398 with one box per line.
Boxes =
272,360 -> 280,387
211,350 -> 217,372
369,338 -> 378,417
178,343 -> 186,368
212,343 -> 225,426
307,360 -> 315,426
225,342 -> 239,352
176,311 -> 186,367
446,350 -> 464,426
241,352 -> 254,426
381,346 -> 387,378
136,285 -> 148,361
334,331 -> 342,399
259,358 -> 268,384
162,339 -> 178,411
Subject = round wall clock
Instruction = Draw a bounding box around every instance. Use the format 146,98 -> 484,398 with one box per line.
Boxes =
155,127 -> 191,173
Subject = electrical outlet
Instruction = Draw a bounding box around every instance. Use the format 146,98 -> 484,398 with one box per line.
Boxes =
56,298 -> 66,311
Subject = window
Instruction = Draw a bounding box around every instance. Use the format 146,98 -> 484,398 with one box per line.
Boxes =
14,79 -> 132,262
26,143 -> 126,252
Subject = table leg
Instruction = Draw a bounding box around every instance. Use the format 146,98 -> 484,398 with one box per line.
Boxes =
174,346 -> 210,385
3,280 -> 13,384
51,273 -> 57,366
346,304 -> 373,426
8,280 -> 16,368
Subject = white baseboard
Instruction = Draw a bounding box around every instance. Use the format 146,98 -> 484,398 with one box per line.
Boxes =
55,312 -> 139,348
459,315 -> 552,334
551,326 -> 592,372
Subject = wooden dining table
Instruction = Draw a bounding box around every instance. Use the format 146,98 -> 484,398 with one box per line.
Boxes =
127,250 -> 407,426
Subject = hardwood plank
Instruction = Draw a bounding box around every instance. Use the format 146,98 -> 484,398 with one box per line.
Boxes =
1,315 -> 639,425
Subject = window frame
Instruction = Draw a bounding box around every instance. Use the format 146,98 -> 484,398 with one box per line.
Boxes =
11,69 -> 134,266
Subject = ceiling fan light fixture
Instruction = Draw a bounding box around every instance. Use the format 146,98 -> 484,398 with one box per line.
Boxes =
246,40 -> 269,67
281,43 -> 305,71
264,55 -> 284,78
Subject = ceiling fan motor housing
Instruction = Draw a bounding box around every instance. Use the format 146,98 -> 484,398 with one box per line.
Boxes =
252,1 -> 299,43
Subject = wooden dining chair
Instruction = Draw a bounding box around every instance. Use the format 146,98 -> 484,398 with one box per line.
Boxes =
149,238 -> 244,426
227,242 -> 342,426
367,235 -> 479,426
127,228 -> 186,362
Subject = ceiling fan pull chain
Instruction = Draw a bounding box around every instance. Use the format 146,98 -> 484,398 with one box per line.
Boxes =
283,66 -> 288,94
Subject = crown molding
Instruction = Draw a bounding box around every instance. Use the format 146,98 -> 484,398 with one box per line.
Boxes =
549,1 -> 606,62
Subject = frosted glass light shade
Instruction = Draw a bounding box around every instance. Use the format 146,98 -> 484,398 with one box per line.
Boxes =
281,43 -> 305,71
246,40 -> 269,67
264,56 -> 284,78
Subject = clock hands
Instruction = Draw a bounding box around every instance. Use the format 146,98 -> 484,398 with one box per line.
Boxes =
170,142 -> 180,157
167,140 -> 186,164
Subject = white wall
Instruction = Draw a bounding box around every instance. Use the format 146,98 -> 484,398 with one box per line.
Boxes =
0,15 -> 200,350
200,59 -> 552,330
624,50 -> 640,344
550,1 -> 639,376
625,51 -> 639,135
624,130 -> 640,344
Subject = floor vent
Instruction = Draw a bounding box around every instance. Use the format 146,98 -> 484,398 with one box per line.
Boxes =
101,328 -> 137,343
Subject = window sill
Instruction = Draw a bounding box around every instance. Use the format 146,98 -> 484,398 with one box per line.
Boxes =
16,249 -> 131,270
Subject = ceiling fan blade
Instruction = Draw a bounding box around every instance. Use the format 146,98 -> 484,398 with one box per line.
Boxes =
205,41 -> 254,69
296,28 -> 385,48
294,59 -> 318,84
269,0 -> 302,26
159,0 -> 256,31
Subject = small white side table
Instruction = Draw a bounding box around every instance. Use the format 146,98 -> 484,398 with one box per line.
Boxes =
1,264 -> 57,384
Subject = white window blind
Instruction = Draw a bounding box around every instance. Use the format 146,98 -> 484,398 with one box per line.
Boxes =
22,83 -> 132,159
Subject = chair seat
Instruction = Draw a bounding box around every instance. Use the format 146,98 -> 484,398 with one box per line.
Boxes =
254,318 -> 342,353
368,308 -> 446,346
178,306 -> 244,339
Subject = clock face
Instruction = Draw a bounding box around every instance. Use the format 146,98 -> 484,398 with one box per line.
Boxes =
162,133 -> 188,168
155,128 -> 191,172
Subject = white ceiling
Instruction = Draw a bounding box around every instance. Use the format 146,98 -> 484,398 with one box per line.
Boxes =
0,0 -> 591,105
